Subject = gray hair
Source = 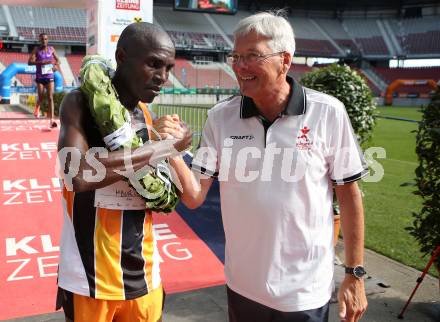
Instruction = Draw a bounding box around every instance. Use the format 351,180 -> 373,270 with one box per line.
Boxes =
233,10 -> 295,56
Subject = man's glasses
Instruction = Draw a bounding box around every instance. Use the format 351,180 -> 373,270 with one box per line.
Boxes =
226,51 -> 284,65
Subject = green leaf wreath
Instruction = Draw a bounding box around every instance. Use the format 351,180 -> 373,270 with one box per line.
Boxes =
79,55 -> 179,213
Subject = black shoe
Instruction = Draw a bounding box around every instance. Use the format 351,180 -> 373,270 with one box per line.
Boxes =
50,121 -> 58,128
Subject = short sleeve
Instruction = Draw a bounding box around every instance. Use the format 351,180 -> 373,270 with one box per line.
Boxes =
190,111 -> 219,178
327,106 -> 369,185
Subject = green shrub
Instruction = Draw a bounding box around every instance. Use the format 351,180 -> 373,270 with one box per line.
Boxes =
407,86 -> 440,265
40,91 -> 66,117
301,64 -> 377,218
300,64 -> 376,145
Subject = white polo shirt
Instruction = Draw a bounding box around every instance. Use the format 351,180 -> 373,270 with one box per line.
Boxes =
191,76 -> 368,312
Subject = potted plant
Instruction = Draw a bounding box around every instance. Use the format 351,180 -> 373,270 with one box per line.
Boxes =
300,64 -> 377,245
407,84 -> 440,286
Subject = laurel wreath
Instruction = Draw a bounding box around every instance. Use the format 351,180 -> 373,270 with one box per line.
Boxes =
79,55 -> 179,213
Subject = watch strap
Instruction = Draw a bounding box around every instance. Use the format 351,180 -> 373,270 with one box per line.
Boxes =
344,265 -> 366,278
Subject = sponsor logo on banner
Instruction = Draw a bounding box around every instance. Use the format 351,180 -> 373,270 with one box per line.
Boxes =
112,18 -> 132,26
11,87 -> 35,94
1,178 -> 61,206
24,65 -> 36,73
153,214 -> 225,293
4,234 -> 59,282
116,0 -> 140,10
2,221 -> 220,283
1,142 -> 57,161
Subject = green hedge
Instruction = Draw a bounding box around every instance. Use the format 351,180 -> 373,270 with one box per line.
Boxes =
300,64 -> 376,145
408,86 -> 440,265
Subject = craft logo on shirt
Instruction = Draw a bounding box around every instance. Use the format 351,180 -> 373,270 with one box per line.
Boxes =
115,0 -> 140,10
229,135 -> 254,140
296,126 -> 313,150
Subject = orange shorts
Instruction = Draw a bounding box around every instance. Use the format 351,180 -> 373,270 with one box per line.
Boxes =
56,285 -> 164,322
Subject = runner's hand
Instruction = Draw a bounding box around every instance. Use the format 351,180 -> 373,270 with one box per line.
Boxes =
152,114 -> 183,140
173,123 -> 192,152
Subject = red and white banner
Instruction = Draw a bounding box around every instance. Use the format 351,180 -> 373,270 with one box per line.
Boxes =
86,0 -> 153,64
0,119 -> 224,320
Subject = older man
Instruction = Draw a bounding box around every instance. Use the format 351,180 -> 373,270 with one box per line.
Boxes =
170,11 -> 368,322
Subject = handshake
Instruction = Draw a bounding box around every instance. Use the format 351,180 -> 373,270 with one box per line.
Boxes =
151,113 -> 193,154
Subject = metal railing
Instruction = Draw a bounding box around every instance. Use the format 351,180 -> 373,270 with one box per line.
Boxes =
151,104 -> 211,150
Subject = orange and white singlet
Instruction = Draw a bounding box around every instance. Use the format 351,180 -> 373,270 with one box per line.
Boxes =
57,101 -> 161,300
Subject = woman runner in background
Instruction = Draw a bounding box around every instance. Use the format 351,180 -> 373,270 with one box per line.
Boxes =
28,32 -> 60,128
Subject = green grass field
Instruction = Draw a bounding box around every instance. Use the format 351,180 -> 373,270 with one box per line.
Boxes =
375,105 -> 423,121
155,103 -> 436,275
362,106 -> 438,275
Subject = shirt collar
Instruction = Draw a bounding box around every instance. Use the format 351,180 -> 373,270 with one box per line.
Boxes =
240,75 -> 307,119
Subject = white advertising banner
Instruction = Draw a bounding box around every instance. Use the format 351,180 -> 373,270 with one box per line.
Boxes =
86,0 -> 153,64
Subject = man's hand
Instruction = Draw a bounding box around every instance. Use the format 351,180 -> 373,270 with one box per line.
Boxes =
173,122 -> 192,152
338,275 -> 367,322
152,114 -> 183,140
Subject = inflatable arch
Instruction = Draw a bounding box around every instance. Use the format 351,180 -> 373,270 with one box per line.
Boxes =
0,63 -> 63,103
385,79 -> 438,105
0,0 -> 153,104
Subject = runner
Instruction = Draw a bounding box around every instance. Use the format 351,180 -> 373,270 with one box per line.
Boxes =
28,32 -> 60,128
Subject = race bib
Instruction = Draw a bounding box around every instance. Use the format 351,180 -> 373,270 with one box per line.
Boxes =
103,122 -> 134,151
94,180 -> 146,210
41,64 -> 53,74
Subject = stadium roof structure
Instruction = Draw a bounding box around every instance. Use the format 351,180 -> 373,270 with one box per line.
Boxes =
238,0 -> 440,10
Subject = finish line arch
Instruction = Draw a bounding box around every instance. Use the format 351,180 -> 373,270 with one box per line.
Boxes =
0,63 -> 63,104
385,79 -> 438,105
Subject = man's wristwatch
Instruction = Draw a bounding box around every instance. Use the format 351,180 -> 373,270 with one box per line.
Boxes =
344,265 -> 367,279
